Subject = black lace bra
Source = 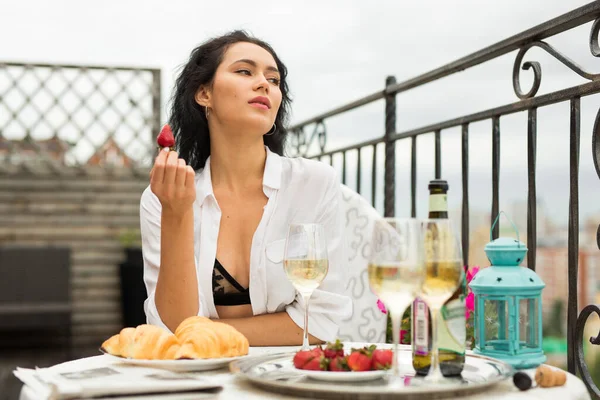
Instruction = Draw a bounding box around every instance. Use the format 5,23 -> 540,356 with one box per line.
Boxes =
212,259 -> 251,306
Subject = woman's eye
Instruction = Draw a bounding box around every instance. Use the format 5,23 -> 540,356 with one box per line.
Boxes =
268,78 -> 280,86
236,69 -> 251,76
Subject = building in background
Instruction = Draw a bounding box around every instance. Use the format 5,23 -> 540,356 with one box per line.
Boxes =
0,136 -> 70,164
86,137 -> 133,168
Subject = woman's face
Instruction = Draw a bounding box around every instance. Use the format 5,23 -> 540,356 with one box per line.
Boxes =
201,42 -> 282,136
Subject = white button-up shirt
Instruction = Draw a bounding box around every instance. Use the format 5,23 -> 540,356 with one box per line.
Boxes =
140,147 -> 353,341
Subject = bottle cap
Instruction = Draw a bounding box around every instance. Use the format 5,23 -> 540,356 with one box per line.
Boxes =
428,179 -> 448,192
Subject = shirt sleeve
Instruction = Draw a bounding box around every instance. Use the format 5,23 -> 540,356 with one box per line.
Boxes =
285,168 -> 353,341
139,186 -> 208,333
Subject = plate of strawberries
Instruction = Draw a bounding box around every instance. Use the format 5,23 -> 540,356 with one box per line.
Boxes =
292,340 -> 390,382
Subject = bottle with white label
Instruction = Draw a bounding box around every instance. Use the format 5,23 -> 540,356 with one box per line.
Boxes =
412,179 -> 466,376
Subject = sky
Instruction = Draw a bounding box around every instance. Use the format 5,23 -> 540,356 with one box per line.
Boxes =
1,0 -> 599,229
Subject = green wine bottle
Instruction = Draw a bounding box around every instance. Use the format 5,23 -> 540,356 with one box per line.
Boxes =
412,179 -> 466,376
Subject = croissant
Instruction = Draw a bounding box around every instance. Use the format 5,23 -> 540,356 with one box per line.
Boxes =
100,331 -> 122,357
101,325 -> 180,360
101,316 -> 249,360
174,316 -> 249,359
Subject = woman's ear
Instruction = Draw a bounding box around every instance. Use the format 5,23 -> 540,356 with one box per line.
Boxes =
195,86 -> 211,108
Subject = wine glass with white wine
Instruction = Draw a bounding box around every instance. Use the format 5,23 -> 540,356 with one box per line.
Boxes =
283,223 -> 329,351
418,219 -> 464,384
368,218 -> 424,385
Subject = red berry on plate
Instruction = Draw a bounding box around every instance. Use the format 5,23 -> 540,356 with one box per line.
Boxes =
293,350 -> 315,369
347,349 -> 372,372
311,346 -> 324,356
371,349 -> 393,370
157,124 -> 175,149
303,354 -> 329,371
324,339 -> 345,359
329,356 -> 350,372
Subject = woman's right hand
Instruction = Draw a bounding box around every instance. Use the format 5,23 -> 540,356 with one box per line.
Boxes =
150,148 -> 196,216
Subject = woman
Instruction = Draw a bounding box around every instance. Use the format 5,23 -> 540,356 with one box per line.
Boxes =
141,31 -> 351,346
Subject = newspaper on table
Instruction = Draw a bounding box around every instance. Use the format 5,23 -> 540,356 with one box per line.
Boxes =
14,363 -> 222,400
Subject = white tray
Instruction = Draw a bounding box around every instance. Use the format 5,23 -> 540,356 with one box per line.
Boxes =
229,348 -> 514,399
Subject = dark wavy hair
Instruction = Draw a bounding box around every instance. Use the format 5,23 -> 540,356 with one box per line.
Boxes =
169,30 -> 291,171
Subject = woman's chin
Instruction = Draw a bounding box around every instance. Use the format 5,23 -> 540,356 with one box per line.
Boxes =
240,120 -> 273,137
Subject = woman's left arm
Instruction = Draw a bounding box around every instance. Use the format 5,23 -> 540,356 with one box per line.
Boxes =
216,312 -> 322,346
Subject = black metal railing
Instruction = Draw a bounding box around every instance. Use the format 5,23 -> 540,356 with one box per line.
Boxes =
0,62 -> 160,174
289,2 -> 600,397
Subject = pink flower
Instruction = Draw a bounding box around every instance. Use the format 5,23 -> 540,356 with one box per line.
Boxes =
466,266 -> 480,283
377,299 -> 387,314
465,292 -> 475,318
400,329 -> 409,344
465,266 -> 479,318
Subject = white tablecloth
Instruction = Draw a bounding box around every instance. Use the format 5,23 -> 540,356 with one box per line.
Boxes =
19,345 -> 591,400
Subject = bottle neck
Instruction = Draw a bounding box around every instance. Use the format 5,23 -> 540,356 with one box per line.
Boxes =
428,189 -> 448,219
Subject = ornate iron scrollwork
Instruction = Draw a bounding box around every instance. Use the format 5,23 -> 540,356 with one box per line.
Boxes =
315,120 -> 327,154
289,120 -> 327,157
575,304 -> 600,397
289,127 -> 307,157
513,18 -> 600,99
590,17 -> 600,57
594,107 -> 600,251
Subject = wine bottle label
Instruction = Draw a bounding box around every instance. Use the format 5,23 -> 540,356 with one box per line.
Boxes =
429,193 -> 447,213
439,298 -> 466,354
413,299 -> 429,355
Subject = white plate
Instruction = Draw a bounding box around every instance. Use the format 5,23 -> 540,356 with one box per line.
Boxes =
298,368 -> 387,382
100,350 -> 248,372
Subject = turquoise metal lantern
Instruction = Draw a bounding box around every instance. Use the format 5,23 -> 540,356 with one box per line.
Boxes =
469,213 -> 546,369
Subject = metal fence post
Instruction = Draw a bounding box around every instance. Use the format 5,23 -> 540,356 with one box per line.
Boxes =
384,76 -> 396,218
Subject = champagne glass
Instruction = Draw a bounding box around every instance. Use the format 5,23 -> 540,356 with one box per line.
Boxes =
283,223 -> 329,351
367,218 -> 424,384
419,219 -> 464,384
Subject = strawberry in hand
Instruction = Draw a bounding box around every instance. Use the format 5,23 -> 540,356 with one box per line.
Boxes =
371,349 -> 393,370
323,339 -> 344,359
157,124 -> 175,150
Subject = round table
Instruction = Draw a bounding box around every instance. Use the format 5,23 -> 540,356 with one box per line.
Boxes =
19,346 -> 591,400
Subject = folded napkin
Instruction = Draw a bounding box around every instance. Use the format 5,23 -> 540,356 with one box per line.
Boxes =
14,364 -> 222,400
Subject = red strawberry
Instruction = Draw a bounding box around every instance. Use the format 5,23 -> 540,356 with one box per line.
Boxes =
311,346 -> 324,356
157,124 -> 175,149
302,354 -> 329,371
324,339 -> 344,359
293,346 -> 325,369
329,356 -> 350,372
371,349 -> 393,370
347,346 -> 375,372
293,350 -> 316,369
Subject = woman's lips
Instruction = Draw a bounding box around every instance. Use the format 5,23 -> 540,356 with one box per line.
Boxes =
249,102 -> 269,110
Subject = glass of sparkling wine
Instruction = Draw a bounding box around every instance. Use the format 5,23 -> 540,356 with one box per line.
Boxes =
368,218 -> 424,384
283,223 -> 329,351
419,219 -> 464,384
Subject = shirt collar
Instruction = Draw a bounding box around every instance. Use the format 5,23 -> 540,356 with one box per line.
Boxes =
195,146 -> 282,206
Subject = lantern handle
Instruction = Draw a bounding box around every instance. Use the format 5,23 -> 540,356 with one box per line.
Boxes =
490,211 -> 521,245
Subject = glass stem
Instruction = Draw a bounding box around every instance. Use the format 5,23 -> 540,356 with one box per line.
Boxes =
301,293 -> 311,350
390,310 -> 401,378
429,307 -> 445,380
